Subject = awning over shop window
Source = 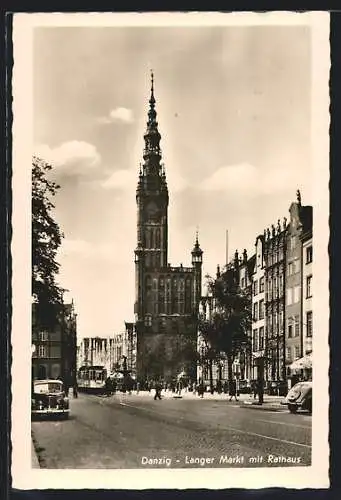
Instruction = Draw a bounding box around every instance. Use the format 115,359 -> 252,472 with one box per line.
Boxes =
289,352 -> 313,371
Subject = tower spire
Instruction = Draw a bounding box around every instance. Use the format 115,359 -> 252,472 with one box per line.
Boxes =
150,69 -> 155,107
143,70 -> 162,170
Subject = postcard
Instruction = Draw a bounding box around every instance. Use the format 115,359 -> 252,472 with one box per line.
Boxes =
11,11 -> 330,489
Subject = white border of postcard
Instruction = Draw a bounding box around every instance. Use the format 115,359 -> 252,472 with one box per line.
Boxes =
11,11 -> 330,489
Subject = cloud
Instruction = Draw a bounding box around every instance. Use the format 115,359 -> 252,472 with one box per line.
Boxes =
59,238 -> 118,261
97,107 -> 134,125
199,162 -> 306,197
101,169 -> 135,190
35,141 -> 101,176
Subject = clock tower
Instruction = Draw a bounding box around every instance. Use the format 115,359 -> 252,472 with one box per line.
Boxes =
134,72 -> 203,381
135,71 -> 169,319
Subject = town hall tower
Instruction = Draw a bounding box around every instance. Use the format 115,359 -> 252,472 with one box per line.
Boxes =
134,73 -> 203,381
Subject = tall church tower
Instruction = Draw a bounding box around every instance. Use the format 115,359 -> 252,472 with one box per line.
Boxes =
134,73 -> 203,382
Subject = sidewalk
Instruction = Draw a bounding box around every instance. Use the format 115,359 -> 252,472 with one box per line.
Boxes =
122,389 -> 286,408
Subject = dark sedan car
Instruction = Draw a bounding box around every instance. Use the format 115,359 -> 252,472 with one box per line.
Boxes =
32,379 -> 70,419
284,381 -> 312,414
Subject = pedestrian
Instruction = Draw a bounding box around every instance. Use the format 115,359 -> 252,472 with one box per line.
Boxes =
64,378 -> 70,398
154,381 -> 162,400
252,380 -> 258,399
136,381 -> 140,395
216,379 -> 222,394
73,381 -> 78,399
198,380 -> 205,398
228,379 -> 238,401
257,378 -> 264,405
223,380 -> 229,394
105,376 -> 111,397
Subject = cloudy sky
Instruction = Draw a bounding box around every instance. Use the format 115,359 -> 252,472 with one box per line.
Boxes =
33,24 -> 312,339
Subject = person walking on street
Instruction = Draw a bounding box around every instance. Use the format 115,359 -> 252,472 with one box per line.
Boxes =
105,376 -> 111,397
257,378 -> 264,405
198,380 -> 205,398
154,381 -> 162,400
73,381 -> 78,399
228,379 -> 238,401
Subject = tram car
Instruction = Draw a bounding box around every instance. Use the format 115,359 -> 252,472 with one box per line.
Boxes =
77,365 -> 107,393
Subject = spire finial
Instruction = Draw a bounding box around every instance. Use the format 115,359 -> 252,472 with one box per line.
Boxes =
149,69 -> 155,107
196,226 -> 199,245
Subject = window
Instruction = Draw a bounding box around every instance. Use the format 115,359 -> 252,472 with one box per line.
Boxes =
294,315 -> 300,337
294,285 -> 300,303
306,311 -> 313,337
259,300 -> 264,320
290,236 -> 296,251
259,277 -> 264,293
294,258 -> 300,274
288,319 -> 293,338
286,288 -> 293,306
295,345 -> 300,359
286,346 -> 292,361
288,262 -> 293,276
39,331 -> 48,341
259,327 -> 264,350
279,310 -> 284,330
268,315 -> 273,336
273,276 -> 278,296
253,329 -> 258,351
274,312 -> 278,332
306,275 -> 312,298
253,302 -> 258,321
306,245 -> 313,264
241,277 -> 245,289
38,345 -> 47,358
144,315 -> 152,327
253,280 -> 258,296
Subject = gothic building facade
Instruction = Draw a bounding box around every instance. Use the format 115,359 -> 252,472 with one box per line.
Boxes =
134,73 -> 203,381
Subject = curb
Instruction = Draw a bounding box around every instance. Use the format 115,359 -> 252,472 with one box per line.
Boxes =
240,402 -> 286,412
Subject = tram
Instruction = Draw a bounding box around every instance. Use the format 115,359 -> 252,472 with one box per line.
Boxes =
77,365 -> 107,393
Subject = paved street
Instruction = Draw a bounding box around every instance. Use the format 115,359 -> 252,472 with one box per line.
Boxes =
32,391 -> 311,469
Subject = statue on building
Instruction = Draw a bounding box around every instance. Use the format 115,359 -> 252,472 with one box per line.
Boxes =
296,189 -> 301,205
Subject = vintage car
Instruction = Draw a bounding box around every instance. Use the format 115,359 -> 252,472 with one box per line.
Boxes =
32,379 -> 70,419
284,381 -> 312,414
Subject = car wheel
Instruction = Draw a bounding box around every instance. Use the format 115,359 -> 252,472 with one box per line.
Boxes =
288,404 -> 297,414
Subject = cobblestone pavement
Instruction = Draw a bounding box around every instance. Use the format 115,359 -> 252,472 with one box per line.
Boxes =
32,391 -> 311,469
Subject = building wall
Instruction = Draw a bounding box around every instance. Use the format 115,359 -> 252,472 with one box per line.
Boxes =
302,235 -> 313,356
77,335 -> 126,374
264,223 -> 286,383
252,237 -> 266,380
285,202 -> 304,378
32,302 -> 77,385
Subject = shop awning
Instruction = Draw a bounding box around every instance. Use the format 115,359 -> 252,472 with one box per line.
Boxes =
289,353 -> 313,371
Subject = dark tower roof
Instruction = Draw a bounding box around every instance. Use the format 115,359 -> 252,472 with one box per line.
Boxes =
192,231 -> 203,257
143,70 -> 162,168
137,72 -> 168,198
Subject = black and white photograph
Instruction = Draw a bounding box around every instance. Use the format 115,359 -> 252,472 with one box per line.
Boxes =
11,12 -> 329,490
